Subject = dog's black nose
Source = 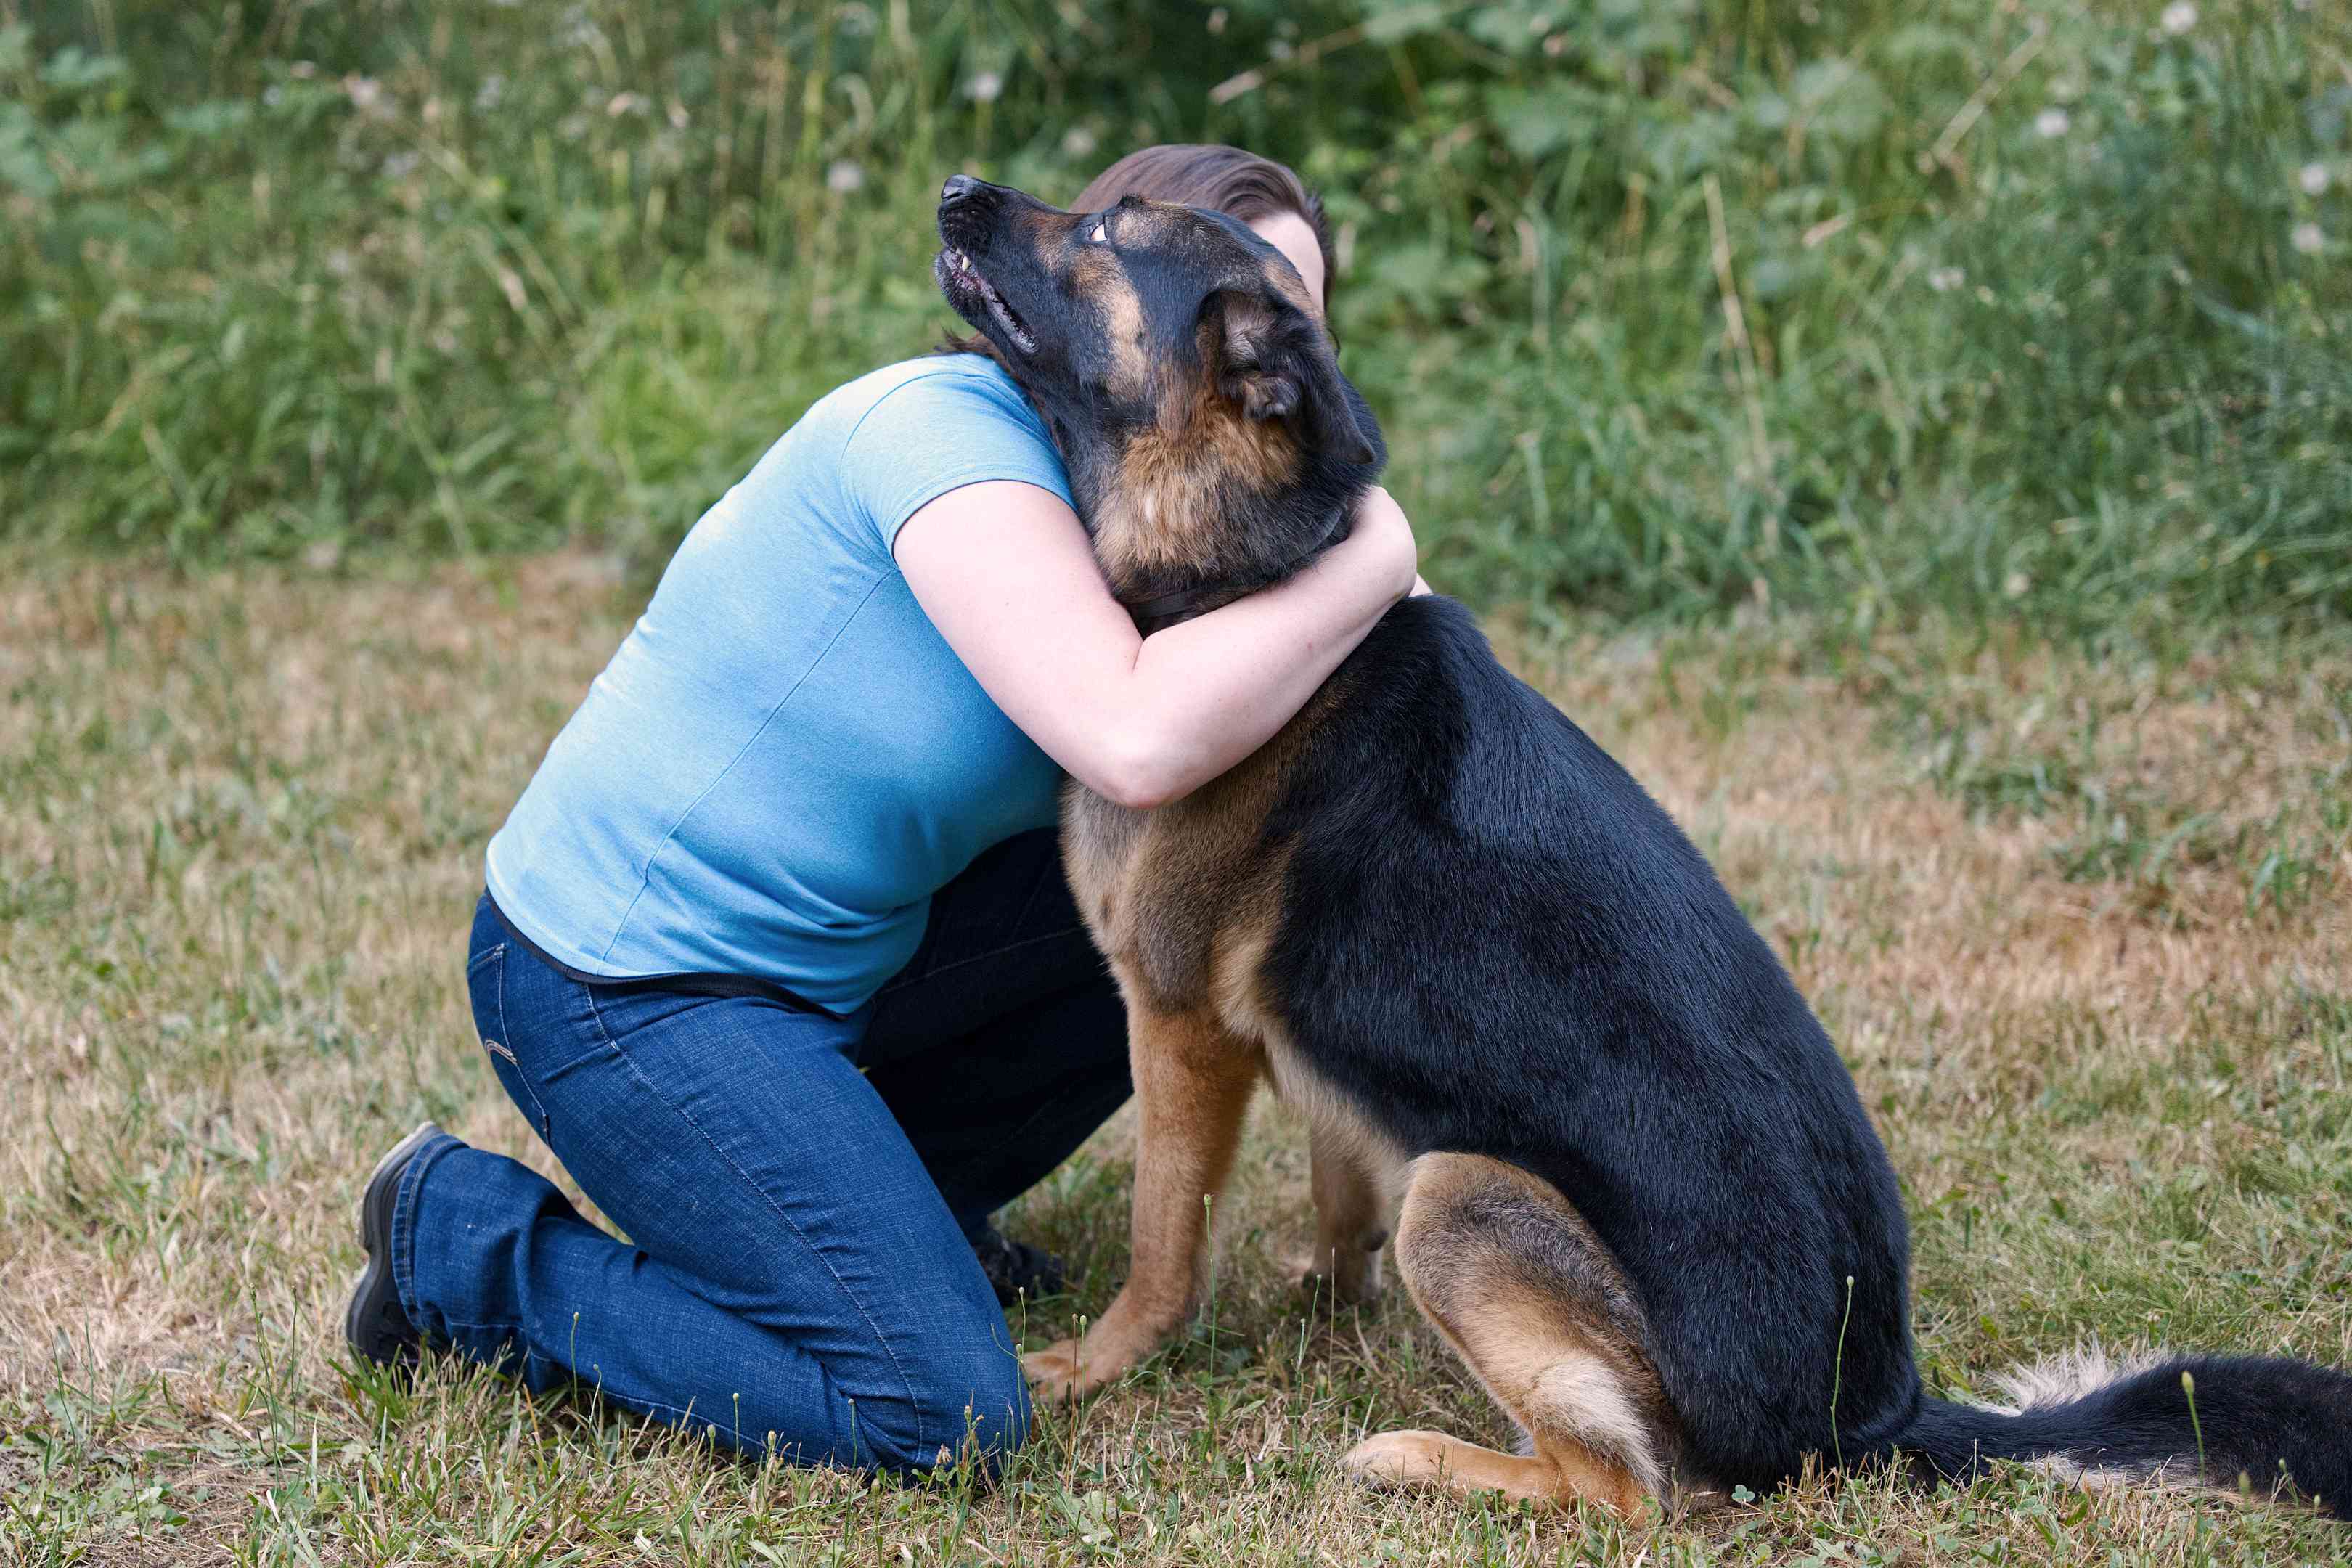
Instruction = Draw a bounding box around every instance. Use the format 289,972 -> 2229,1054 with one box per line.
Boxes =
937,175 -> 1000,250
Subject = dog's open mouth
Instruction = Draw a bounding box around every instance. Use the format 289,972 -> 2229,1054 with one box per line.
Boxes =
941,248 -> 1037,356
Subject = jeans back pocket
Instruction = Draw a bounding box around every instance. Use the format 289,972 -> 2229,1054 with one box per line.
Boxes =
467,942 -> 552,1142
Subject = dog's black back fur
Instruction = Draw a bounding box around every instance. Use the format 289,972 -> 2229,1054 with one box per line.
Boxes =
1264,601 -> 2352,1506
1262,598 -> 1919,1486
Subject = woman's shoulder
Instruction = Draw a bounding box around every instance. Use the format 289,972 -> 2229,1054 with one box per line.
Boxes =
809,351 -> 1070,542
821,351 -> 1037,435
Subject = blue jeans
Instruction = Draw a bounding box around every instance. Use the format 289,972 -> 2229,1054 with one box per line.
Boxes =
392,829 -> 1130,1472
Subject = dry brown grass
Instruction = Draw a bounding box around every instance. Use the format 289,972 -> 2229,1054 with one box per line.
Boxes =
4,554 -> 2348,1564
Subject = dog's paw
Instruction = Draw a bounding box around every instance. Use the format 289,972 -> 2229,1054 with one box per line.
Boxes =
1021,1336 -> 1124,1402
1341,1430 -> 1455,1487
1289,1244 -> 1385,1306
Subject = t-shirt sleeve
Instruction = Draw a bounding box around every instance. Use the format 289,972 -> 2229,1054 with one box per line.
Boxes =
838,368 -> 1076,555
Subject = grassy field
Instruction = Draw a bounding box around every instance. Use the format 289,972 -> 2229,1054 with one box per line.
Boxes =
4,556 -> 2348,1564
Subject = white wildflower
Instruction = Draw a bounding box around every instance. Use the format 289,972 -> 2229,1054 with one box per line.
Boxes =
2291,222 -> 2323,255
1928,266 -> 1965,293
2160,2 -> 2196,35
2035,107 -> 2070,139
963,70 -> 1003,104
1061,126 -> 1098,159
343,75 -> 385,114
2299,163 -> 2328,197
825,158 -> 865,194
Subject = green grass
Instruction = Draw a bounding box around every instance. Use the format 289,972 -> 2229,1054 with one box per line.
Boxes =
1874,626 -> 2352,918
4,559 -> 2349,1563
4,0 -> 2348,637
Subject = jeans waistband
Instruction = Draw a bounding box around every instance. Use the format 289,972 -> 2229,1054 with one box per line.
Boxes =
481,889 -> 841,1018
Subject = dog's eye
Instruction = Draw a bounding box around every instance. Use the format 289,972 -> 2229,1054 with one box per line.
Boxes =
1087,221 -> 1109,244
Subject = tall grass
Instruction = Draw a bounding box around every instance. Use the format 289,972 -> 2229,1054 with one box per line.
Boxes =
3,0 -> 2347,638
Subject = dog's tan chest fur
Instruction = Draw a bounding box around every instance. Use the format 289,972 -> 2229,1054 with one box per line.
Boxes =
1059,708 -> 1412,1204
1060,762 -> 1286,1019
1059,669 -> 1349,1021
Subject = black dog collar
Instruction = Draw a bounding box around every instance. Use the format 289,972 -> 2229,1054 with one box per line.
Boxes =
1124,506 -> 1350,637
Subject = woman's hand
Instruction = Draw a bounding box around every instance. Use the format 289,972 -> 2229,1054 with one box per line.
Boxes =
1349,484 -> 1434,597
895,481 -> 1421,810
1346,484 -> 1421,600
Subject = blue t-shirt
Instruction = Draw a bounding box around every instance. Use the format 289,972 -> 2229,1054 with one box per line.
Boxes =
485,356 -> 1074,1013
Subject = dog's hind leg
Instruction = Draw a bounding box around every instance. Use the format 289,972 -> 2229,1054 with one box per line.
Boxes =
1344,1152 -> 1680,1518
1299,1122 -> 1391,1304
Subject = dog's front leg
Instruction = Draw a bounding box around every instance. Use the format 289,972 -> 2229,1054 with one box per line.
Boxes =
1022,1005 -> 1258,1401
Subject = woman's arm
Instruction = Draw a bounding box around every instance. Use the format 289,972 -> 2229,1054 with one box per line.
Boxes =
895,483 -> 1418,810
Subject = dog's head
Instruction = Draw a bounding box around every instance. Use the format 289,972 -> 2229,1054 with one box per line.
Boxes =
934,174 -> 1384,615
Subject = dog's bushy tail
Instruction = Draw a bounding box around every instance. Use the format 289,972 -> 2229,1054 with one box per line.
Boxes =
1892,1348 -> 2352,1516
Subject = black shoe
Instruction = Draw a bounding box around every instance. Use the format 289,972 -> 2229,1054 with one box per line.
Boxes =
971,1226 -> 1066,1307
345,1121 -> 443,1368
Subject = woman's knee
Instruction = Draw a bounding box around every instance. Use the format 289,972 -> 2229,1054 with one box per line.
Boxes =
939,1342 -> 1032,1470
849,1332 -> 1031,1476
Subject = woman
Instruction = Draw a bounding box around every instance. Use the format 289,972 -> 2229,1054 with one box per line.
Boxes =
343,145 -> 1421,1474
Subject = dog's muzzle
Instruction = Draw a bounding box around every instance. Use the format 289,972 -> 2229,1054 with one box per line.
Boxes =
936,174 -> 998,256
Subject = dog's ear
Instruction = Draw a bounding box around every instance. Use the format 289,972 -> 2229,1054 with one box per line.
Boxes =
1206,291 -> 1376,465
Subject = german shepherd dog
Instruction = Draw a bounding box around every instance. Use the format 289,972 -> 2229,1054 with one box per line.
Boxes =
932,173 -> 2352,1517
